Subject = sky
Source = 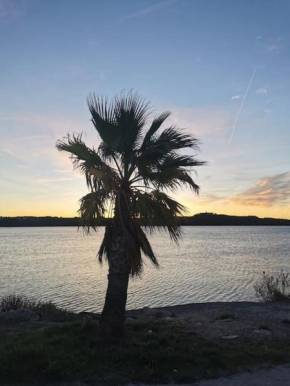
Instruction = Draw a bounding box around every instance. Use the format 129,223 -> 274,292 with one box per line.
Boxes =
0,0 -> 290,219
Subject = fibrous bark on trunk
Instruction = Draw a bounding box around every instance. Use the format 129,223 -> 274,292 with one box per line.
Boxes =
100,223 -> 130,338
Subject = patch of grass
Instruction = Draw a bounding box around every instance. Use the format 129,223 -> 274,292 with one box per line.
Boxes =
0,319 -> 290,385
0,294 -> 36,312
254,271 -> 290,302
0,294 -> 66,319
215,311 -> 234,320
257,322 -> 271,331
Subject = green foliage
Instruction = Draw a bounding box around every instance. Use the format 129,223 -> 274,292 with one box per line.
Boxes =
254,271 -> 290,302
56,91 -> 205,275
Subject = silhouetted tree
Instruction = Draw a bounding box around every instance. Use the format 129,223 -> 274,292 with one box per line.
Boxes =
56,91 -> 205,337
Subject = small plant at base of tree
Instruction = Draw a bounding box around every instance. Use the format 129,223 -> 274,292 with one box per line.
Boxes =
254,271 -> 290,302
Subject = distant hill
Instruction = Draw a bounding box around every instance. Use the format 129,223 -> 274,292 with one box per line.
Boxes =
180,213 -> 290,226
0,213 -> 289,227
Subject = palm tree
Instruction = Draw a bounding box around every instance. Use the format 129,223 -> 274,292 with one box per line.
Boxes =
56,91 -> 205,337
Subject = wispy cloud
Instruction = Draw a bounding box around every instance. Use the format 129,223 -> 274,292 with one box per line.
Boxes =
264,37 -> 284,53
230,172 -> 290,207
36,176 -> 82,185
120,0 -> 178,21
167,107 -> 230,137
265,44 -> 279,52
0,147 -> 15,156
0,114 -> 88,138
0,0 -> 28,21
231,95 -> 241,101
0,114 -> 93,167
256,87 -> 268,95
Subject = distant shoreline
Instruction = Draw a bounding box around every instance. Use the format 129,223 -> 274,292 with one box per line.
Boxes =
1,213 -> 290,227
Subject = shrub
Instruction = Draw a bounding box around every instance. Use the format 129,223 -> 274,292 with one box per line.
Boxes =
254,271 -> 290,302
0,294 -> 66,316
0,294 -> 36,312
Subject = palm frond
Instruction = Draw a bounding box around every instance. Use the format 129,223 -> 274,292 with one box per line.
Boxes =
136,152 -> 204,193
87,94 -> 121,148
132,190 -> 186,242
78,190 -> 109,233
136,226 -> 159,267
141,111 -> 171,149
56,133 -> 119,190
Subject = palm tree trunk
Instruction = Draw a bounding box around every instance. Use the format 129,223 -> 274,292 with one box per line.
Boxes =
100,223 -> 130,338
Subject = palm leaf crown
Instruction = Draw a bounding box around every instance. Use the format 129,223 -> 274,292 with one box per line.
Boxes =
56,91 -> 205,275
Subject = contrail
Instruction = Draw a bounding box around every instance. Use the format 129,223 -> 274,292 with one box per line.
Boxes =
229,68 -> 257,144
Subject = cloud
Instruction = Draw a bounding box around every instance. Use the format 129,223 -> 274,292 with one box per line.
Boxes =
256,87 -> 268,95
231,95 -> 241,101
36,176 -> 82,185
120,0 -> 178,21
0,114 -> 89,139
0,147 -> 15,156
0,0 -> 28,21
230,172 -> 290,207
0,114 -> 94,167
166,107 -> 230,137
264,37 -> 284,53
265,44 -> 279,52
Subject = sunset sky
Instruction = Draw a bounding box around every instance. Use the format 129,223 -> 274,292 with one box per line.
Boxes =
0,0 -> 289,219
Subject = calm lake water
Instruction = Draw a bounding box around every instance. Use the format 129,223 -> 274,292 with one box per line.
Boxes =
0,226 -> 289,312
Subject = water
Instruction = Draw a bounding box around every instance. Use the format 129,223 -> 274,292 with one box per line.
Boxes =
0,226 -> 289,312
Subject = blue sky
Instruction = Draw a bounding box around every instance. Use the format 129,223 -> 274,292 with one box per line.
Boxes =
0,0 -> 290,218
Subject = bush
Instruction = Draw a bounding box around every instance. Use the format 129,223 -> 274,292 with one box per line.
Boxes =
254,271 -> 290,302
0,294 -> 36,312
0,294 -> 66,316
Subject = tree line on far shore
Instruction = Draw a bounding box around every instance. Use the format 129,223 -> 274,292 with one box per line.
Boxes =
1,213 -> 289,227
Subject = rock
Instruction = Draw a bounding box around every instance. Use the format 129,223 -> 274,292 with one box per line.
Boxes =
146,329 -> 153,335
254,329 -> 272,337
0,308 -> 39,321
222,335 -> 239,339
164,316 -> 174,322
143,307 -> 172,318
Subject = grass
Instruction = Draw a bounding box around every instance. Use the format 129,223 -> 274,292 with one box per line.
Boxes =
215,311 -> 235,320
0,294 -> 66,318
257,322 -> 271,331
0,318 -> 290,385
